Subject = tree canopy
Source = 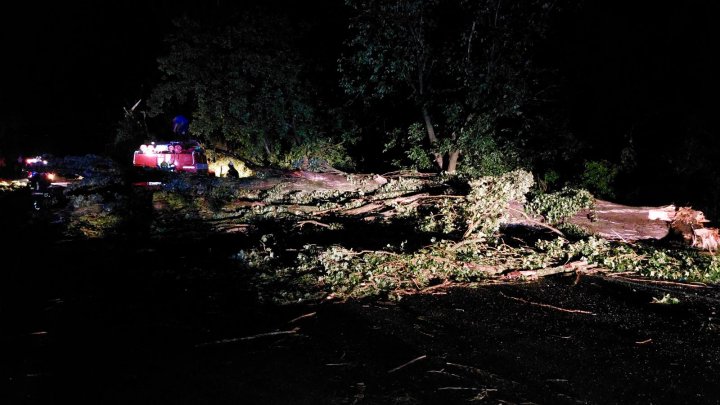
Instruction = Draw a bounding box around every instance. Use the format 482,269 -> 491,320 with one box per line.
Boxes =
339,0 -> 578,175
147,8 -> 351,168
120,0 -> 720,218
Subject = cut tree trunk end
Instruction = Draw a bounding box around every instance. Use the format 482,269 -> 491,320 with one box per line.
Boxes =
506,199 -> 720,252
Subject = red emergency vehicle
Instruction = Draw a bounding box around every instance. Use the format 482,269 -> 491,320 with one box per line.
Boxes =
132,140 -> 209,174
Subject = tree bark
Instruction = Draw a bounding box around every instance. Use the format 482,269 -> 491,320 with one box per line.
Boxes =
422,106 -> 444,170
447,150 -> 461,174
444,114 -> 472,174
505,199 -> 720,249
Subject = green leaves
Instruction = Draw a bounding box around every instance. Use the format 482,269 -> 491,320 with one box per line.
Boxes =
652,294 -> 680,305
340,0 -> 572,174
462,170 -> 535,238
526,187 -> 594,225
419,170 -> 534,238
580,160 -> 618,199
148,12 -> 350,168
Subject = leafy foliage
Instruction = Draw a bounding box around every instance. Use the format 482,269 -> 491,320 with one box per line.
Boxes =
340,0 -> 575,173
235,227 -> 720,302
527,235 -> 720,283
580,160 -> 618,199
461,170 -> 535,238
652,294 -> 680,305
526,187 -> 594,225
416,170 -> 534,238
41,164 -> 720,302
148,12 -> 351,168
112,102 -> 149,161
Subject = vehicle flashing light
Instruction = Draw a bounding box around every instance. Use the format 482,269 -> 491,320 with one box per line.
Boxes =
26,157 -> 46,165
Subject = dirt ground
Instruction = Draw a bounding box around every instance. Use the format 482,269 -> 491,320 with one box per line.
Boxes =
2,230 -> 720,405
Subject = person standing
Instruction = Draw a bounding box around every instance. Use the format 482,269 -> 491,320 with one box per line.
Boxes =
172,115 -> 190,138
226,162 -> 239,178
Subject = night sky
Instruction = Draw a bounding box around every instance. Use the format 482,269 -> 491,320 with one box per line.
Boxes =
2,1 -> 719,159
0,0 -> 345,155
1,1 -> 184,154
566,1 -> 720,152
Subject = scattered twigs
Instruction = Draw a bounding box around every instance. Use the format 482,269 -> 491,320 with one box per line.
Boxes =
499,292 -> 596,315
607,274 -> 708,289
380,170 -> 437,179
444,362 -> 517,386
289,312 -> 317,323
437,387 -> 492,391
346,249 -> 399,257
500,261 -> 596,281
605,271 -> 638,277
295,220 -> 331,229
342,202 -> 384,216
312,192 -> 462,218
342,193 -> 431,216
388,354 -> 427,373
535,261 -> 597,277
420,280 -> 453,293
310,203 -> 357,216
507,206 -> 565,238
416,195 -> 465,200
195,327 -> 300,347
449,238 -> 486,251
427,369 -> 462,379
518,261 -> 596,279
212,222 -> 250,233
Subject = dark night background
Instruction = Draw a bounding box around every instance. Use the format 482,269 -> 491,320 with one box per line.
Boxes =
0,0 -> 347,155
0,1 -> 205,154
4,4 -> 720,403
2,0 -> 719,210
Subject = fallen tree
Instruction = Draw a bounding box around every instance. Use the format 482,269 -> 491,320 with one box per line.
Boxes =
27,159 -> 720,301
194,169 -> 720,254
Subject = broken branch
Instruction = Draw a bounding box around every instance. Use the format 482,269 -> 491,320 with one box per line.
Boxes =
289,312 -> 317,323
499,292 -> 596,315
388,354 -> 427,373
295,220 -> 331,229
195,327 -> 300,347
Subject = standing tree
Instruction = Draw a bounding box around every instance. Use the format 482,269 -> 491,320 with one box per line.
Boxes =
340,0 -> 573,175
112,99 -> 149,162
148,10 -> 350,168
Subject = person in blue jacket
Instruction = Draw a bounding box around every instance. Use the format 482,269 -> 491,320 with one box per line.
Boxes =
172,115 -> 189,137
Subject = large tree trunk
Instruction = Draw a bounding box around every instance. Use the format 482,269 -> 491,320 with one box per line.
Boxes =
422,106 -> 444,170
506,199 -> 719,250
149,170 -> 715,249
566,200 -> 676,242
444,114 -> 472,174
447,150 -> 461,174
505,200 -> 674,242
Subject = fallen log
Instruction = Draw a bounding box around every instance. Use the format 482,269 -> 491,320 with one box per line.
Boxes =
504,199 -> 673,242
57,160 -> 720,252
567,199 -> 675,242
506,198 -> 720,251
